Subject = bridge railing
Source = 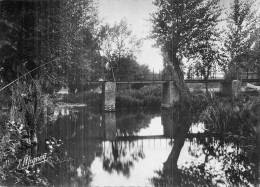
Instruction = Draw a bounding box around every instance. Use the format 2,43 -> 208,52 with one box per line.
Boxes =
89,69 -> 259,82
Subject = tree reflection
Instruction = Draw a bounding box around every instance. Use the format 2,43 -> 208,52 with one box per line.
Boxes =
102,140 -> 145,178
116,112 -> 156,136
160,108 -> 193,186
151,128 -> 258,186
151,95 -> 259,186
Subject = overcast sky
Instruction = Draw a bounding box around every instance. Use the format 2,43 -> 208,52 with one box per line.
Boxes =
95,0 -> 255,72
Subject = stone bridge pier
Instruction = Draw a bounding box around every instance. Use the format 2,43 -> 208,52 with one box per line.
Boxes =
161,81 -> 179,108
102,82 -> 117,112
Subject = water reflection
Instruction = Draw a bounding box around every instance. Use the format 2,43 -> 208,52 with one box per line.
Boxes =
36,106 -> 258,186
91,139 -> 172,186
152,131 -> 258,187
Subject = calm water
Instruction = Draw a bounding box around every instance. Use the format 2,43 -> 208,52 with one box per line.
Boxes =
42,106 -> 258,186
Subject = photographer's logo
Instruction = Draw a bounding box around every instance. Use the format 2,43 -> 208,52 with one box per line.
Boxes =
17,153 -> 47,170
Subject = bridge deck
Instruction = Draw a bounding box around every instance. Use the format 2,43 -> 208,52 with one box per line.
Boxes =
86,78 -> 260,84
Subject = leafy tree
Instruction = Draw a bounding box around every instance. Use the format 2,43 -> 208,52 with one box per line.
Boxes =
223,0 -> 259,79
0,0 -> 99,143
36,0 -> 100,92
115,56 -> 150,81
99,19 -> 142,81
150,0 -> 222,99
249,27 -> 260,84
190,30 -> 222,93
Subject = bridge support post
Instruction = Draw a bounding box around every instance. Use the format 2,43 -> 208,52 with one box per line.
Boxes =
220,80 -> 241,97
102,82 -> 116,112
161,81 -> 179,108
232,80 -> 241,98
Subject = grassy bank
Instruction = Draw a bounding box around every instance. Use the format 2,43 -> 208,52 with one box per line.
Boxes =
116,85 -> 162,111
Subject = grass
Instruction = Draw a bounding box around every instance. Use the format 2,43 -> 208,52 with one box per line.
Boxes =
201,95 -> 259,136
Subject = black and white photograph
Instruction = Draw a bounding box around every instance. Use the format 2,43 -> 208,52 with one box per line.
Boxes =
0,0 -> 260,186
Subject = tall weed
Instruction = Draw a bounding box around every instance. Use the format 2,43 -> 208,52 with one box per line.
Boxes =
201,96 -> 258,135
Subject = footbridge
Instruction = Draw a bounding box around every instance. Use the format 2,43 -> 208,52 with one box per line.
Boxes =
82,71 -> 260,111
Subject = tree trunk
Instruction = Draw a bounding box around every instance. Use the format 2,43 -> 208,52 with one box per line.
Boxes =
10,80 -> 44,145
168,52 -> 190,101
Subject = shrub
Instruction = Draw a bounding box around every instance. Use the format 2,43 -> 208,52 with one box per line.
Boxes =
116,85 -> 162,110
139,85 -> 162,97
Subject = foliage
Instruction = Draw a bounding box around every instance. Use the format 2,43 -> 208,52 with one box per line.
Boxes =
116,95 -> 143,110
150,0 -> 222,98
99,19 -> 142,81
112,55 -> 151,81
116,85 -> 162,110
201,95 -> 258,135
221,0 -> 260,79
0,121 -> 32,185
0,0 -> 100,92
172,92 -> 213,126
0,119 -> 92,186
0,0 -> 100,143
188,30 -> 222,93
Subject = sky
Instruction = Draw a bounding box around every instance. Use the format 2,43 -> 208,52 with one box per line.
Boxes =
95,0 -> 255,73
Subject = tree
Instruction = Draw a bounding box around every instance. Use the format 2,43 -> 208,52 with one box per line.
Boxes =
223,0 -> 259,80
190,29 -> 222,93
0,0 -> 99,143
111,55 -> 151,81
150,0 -> 222,99
99,19 -> 142,81
251,29 -> 260,84
36,0 -> 100,92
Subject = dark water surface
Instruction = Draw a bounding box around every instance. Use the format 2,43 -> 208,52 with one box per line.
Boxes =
42,106 -> 258,186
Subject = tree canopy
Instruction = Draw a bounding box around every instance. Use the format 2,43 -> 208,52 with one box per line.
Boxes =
222,0 -> 260,79
0,0 -> 100,93
151,0 -> 222,97
99,19 -> 142,81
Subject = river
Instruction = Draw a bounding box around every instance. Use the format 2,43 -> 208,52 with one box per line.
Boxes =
35,105 -> 259,186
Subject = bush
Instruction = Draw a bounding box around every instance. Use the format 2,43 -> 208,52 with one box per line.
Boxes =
139,85 -> 162,97
116,85 -> 162,110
